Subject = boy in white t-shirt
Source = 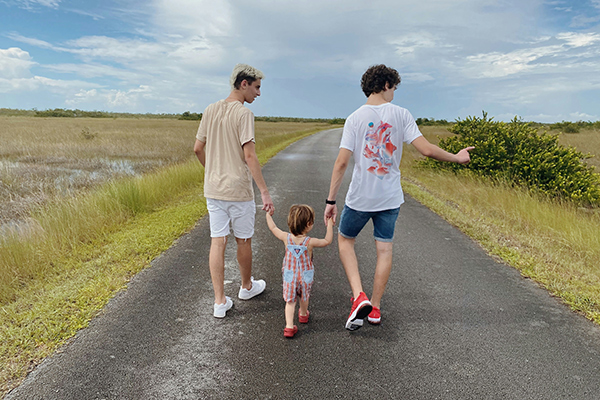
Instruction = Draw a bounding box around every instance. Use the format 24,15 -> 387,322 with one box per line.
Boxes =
324,64 -> 474,330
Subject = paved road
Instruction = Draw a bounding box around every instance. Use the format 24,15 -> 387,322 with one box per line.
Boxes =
7,129 -> 600,399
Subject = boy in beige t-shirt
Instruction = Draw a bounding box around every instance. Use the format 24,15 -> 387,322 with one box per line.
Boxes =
194,64 -> 274,318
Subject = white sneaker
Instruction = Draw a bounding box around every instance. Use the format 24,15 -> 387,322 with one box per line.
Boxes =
238,277 -> 266,300
213,296 -> 233,318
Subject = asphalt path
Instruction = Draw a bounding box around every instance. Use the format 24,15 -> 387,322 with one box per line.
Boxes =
7,128 -> 600,399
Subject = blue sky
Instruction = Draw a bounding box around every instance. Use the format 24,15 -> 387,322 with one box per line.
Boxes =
1,0 -> 600,122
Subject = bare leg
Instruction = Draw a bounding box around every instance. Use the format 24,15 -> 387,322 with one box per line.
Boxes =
338,234 -> 363,299
371,240 -> 394,309
299,298 -> 309,317
209,236 -> 228,304
285,301 -> 296,328
236,237 -> 253,290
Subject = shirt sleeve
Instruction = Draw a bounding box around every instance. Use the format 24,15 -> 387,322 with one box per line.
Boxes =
402,109 -> 423,144
196,108 -> 208,142
339,116 -> 356,152
196,121 -> 207,143
239,109 -> 255,146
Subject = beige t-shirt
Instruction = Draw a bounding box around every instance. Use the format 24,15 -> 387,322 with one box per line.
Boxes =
196,100 -> 255,201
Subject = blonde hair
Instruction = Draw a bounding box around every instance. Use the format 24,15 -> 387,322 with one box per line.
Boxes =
230,63 -> 265,90
287,204 -> 315,236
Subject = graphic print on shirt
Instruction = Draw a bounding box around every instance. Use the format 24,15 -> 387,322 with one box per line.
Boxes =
363,121 -> 397,179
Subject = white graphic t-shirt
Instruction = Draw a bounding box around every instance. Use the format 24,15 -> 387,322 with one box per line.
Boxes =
340,103 -> 422,212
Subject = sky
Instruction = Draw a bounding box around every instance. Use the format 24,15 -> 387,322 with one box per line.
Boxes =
1,0 -> 600,122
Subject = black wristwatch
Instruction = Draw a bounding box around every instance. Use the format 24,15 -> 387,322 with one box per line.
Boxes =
325,199 -> 336,205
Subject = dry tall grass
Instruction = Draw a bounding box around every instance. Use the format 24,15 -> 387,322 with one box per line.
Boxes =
554,127 -> 600,169
0,117 -> 330,224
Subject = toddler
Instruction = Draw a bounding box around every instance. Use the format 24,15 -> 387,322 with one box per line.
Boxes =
266,204 -> 334,338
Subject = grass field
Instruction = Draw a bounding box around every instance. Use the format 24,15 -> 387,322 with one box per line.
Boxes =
550,126 -> 600,169
0,118 -> 334,396
0,117 -> 331,225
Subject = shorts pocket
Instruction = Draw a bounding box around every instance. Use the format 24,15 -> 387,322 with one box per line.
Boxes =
283,268 -> 294,283
301,269 -> 314,284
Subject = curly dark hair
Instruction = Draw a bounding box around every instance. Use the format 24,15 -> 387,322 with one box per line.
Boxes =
361,65 -> 401,97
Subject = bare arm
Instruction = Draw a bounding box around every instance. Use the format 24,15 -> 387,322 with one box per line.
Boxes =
309,218 -> 334,248
411,136 -> 474,164
193,139 -> 206,167
265,212 -> 288,242
324,148 -> 353,224
242,141 -> 275,214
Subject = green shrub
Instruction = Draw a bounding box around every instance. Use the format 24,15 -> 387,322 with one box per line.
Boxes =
420,112 -> 600,206
416,117 -> 451,126
179,111 -> 202,120
550,121 -> 580,133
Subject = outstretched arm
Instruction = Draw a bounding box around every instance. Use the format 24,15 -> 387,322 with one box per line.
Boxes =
411,136 -> 474,164
324,148 -> 353,224
310,218 -> 334,248
243,141 -> 275,215
265,212 -> 288,243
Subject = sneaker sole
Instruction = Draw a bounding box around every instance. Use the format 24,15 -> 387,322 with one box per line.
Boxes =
367,317 -> 381,324
345,301 -> 372,330
346,318 -> 364,330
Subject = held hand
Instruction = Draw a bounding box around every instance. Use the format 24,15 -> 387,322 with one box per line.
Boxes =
261,192 -> 274,215
324,204 -> 337,225
456,146 -> 475,164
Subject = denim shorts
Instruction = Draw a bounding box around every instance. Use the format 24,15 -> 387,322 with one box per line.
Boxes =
338,205 -> 400,242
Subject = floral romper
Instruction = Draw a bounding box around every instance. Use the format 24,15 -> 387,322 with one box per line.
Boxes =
282,234 -> 314,303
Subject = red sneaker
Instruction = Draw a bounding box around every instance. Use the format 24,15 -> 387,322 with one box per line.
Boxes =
284,325 -> 298,338
298,310 -> 310,324
345,292 -> 372,331
368,306 -> 381,324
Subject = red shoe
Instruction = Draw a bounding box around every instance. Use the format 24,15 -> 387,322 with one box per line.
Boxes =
284,325 -> 298,338
368,306 -> 381,324
346,292 -> 372,331
298,310 -> 310,324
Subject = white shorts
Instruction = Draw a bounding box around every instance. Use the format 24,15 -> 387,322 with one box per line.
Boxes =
206,198 -> 256,239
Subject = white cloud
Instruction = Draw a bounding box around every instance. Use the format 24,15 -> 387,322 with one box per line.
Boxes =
569,111 -> 599,121
44,62 -> 141,80
0,75 -> 100,93
6,33 -> 55,49
7,0 -> 60,9
389,33 -> 439,56
402,72 -> 435,82
464,46 -> 562,78
0,47 -> 35,78
151,0 -> 233,38
66,85 -> 153,108
108,85 -> 152,106
460,32 -> 600,79
65,89 -> 99,105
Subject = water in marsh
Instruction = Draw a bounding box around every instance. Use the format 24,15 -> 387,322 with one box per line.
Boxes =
0,158 -> 164,236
